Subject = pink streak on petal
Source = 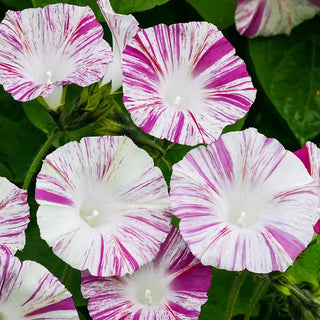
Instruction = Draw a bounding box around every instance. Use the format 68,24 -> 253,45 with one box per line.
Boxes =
35,189 -> 74,207
192,37 -> 233,77
24,298 -> 76,316
294,145 -> 311,174
243,1 -> 266,38
314,219 -> 320,234
265,226 -> 305,261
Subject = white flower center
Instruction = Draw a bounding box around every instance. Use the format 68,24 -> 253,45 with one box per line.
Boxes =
128,264 -> 168,307
236,211 -> 247,228
144,288 -> 153,306
79,183 -> 126,229
81,209 -> 101,227
80,207 -> 113,228
229,206 -> 258,228
173,95 -> 182,107
226,183 -> 263,228
160,69 -> 203,110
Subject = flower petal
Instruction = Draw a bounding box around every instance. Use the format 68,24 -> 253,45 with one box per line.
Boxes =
235,0 -> 320,38
97,0 -> 139,91
0,253 -> 78,319
81,226 -> 212,320
170,128 -> 319,273
295,141 -> 320,233
0,177 -> 29,254
122,22 -> 256,145
0,4 -> 112,104
295,141 -> 320,185
36,136 -> 171,277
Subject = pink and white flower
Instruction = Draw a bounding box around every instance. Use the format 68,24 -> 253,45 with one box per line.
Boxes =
122,22 -> 256,146
81,226 -> 212,320
0,4 -> 112,110
97,0 -> 139,91
170,128 -> 319,273
0,177 -> 29,254
235,0 -> 320,38
0,253 -> 78,319
295,141 -> 320,233
35,136 -> 171,277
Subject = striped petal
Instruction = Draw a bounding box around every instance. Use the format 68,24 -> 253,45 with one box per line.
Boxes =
36,136 -> 171,277
235,0 -> 320,38
170,128 -> 319,273
122,22 -> 256,146
81,226 -> 212,320
295,141 -> 320,233
0,4 -> 112,109
0,177 -> 29,254
0,253 -> 78,319
97,0 -> 139,91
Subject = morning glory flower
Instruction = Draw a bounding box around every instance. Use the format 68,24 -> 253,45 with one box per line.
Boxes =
295,141 -> 320,233
35,136 -> 171,277
81,226 -> 212,320
0,177 -> 29,254
97,0 -> 139,91
0,253 -> 78,319
170,128 -> 319,273
0,4 -> 112,110
122,22 -> 256,146
235,0 -> 320,38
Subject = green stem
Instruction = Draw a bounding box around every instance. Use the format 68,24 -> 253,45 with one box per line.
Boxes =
224,270 -> 248,320
23,129 -> 60,190
161,157 -> 172,171
244,278 -> 269,320
287,283 -> 320,315
125,124 -> 166,157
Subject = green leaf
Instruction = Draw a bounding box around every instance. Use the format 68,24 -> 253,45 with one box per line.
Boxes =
0,114 -> 45,184
185,0 -> 237,30
200,269 -> 260,319
1,0 -> 32,10
249,17 -> 320,145
31,0 -> 104,21
164,142 -> 194,166
23,101 -> 56,135
31,0 -> 170,19
110,0 -> 170,14
222,115 -> 247,134
287,240 -> 320,288
0,87 -> 46,183
0,161 -> 13,181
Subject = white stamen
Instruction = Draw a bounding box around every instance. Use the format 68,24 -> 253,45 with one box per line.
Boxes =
236,211 -> 246,227
173,95 -> 182,107
145,288 -> 152,306
46,71 -> 53,84
84,209 -> 99,222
